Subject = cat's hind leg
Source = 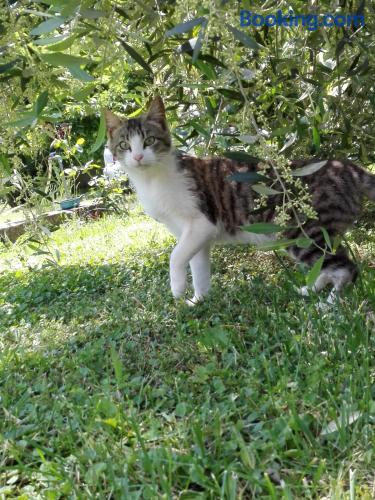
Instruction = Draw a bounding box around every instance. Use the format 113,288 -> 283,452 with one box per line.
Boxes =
299,271 -> 332,297
324,257 -> 358,304
298,249 -> 358,304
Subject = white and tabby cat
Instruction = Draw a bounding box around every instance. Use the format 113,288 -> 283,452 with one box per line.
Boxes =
105,97 -> 375,304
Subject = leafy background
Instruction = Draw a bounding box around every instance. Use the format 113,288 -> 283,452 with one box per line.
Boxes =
0,0 -> 374,203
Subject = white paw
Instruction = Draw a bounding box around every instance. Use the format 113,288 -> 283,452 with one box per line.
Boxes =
297,285 -> 310,297
185,295 -> 202,307
316,300 -> 330,311
326,290 -> 338,305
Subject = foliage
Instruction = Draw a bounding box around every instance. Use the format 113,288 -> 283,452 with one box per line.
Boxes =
0,210 -> 374,497
1,0 -> 374,184
0,0 -> 373,271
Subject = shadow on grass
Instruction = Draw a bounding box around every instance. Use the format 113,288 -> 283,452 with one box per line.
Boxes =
0,251 -> 306,377
2,250 -> 372,386
0,250 -> 374,498
1,248 -> 374,353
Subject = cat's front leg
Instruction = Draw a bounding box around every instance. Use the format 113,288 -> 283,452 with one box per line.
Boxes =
169,218 -> 217,299
170,258 -> 187,299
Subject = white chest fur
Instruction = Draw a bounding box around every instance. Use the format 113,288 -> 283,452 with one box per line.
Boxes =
126,157 -> 200,237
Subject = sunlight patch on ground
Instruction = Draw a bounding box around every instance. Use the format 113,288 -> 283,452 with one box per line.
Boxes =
54,216 -> 172,266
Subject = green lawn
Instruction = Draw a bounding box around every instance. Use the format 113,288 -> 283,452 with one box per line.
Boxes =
0,205 -> 374,499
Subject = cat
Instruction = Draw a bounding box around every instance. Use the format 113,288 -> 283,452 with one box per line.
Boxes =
105,96 -> 375,304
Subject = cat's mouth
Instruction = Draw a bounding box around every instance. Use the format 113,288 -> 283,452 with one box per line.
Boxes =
136,160 -> 157,169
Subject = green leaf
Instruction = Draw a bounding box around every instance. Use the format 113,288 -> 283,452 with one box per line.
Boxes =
67,64 -> 94,82
175,402 -> 187,417
40,53 -> 90,67
90,111 -> 106,153
148,49 -> 171,64
45,34 -> 77,51
110,346 -> 123,386
243,223 -> 285,234
114,6 -> 130,20
200,327 -> 230,348
30,16 -> 67,35
227,171 -> 268,183
217,88 -> 244,101
73,83 -> 96,100
60,1 -> 80,17
332,235 -> 342,253
349,57 -> 368,76
80,8 -> 106,19
251,184 -> 281,196
40,53 -> 94,81
347,53 -> 361,75
39,112 -> 62,123
224,151 -> 260,163
256,237 -> 312,251
292,160 -> 327,177
193,60 -> 216,80
312,126 -> 320,150
32,188 -> 53,201
34,90 -> 48,116
127,107 -> 144,118
0,154 -> 11,175
118,39 -> 152,74
306,255 -> 324,288
256,239 -> 299,251
348,53 -> 369,76
296,237 -> 313,249
226,24 -> 263,50
189,120 -> 210,140
33,35 -> 66,46
6,113 -> 37,128
192,20 -> 207,63
166,17 -> 206,36
233,426 -> 255,469
0,59 -> 19,73
321,227 -> 332,251
199,54 -> 226,68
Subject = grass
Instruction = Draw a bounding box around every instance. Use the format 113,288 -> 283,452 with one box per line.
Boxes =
0,204 -> 374,499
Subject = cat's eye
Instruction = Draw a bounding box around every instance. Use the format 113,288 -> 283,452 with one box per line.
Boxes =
144,136 -> 155,147
119,141 -> 131,151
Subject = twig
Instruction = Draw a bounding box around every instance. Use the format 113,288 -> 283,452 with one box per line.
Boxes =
234,68 -> 331,256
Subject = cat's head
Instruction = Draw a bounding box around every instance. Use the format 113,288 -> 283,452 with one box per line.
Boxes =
105,96 -> 172,170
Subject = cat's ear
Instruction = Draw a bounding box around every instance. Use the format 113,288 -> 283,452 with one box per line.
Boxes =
105,110 -> 123,138
146,96 -> 167,130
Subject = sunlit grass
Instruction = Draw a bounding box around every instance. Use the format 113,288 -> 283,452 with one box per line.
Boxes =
0,205 -> 374,498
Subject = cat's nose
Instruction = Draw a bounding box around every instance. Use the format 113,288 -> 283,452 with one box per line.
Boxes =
133,154 -> 144,162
